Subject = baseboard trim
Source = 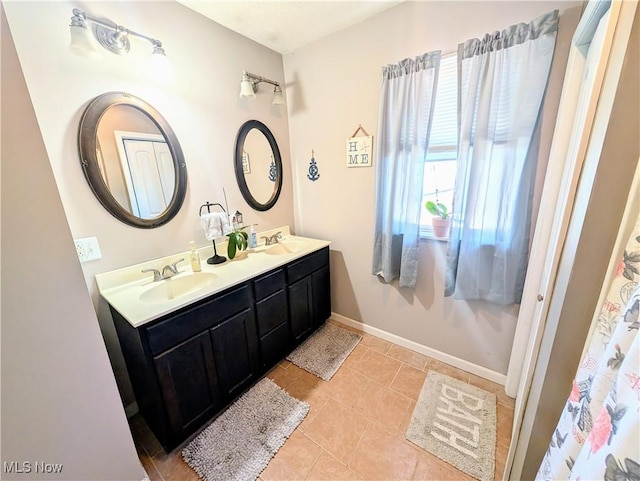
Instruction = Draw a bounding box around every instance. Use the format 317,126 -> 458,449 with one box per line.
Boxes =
331,312 -> 508,386
125,401 -> 139,419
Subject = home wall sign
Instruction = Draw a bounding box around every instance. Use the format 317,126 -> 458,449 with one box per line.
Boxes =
346,124 -> 373,168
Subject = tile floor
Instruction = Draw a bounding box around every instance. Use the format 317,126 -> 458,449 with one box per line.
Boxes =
130,319 -> 515,481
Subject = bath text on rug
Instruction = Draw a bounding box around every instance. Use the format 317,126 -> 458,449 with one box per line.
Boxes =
430,382 -> 485,459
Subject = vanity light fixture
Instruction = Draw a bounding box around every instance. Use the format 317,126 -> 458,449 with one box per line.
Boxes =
69,8 -> 168,63
239,71 -> 285,106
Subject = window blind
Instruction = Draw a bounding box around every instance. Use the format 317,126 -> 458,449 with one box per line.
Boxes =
427,53 -> 458,161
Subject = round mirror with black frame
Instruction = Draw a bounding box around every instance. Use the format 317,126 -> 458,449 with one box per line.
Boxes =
78,91 -> 187,228
234,120 -> 282,211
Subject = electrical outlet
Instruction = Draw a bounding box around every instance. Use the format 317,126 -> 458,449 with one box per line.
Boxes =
74,237 -> 102,263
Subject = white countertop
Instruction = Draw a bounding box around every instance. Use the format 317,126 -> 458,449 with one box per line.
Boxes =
95,227 -> 331,328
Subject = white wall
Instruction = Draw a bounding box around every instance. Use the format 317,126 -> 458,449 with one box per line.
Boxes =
284,1 -> 581,376
1,8 -> 145,478
3,0 -> 294,405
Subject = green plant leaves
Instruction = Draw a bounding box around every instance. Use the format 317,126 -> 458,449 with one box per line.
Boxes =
227,228 -> 249,259
425,200 -> 449,219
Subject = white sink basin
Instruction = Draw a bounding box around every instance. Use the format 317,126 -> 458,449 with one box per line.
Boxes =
264,240 -> 309,255
139,273 -> 218,303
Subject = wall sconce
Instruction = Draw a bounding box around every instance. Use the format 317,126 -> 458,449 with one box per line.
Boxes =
239,71 -> 285,106
69,8 -> 170,73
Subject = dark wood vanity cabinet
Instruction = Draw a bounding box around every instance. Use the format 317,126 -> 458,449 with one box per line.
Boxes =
254,268 -> 292,369
287,248 -> 331,342
152,330 -> 222,443
112,246 -> 330,452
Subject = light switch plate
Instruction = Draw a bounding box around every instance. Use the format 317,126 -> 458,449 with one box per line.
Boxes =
74,237 -> 102,263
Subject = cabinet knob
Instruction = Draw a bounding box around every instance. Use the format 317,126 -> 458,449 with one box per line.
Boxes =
537,294 -> 544,302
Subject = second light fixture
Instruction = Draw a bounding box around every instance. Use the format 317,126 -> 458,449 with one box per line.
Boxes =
239,71 -> 285,106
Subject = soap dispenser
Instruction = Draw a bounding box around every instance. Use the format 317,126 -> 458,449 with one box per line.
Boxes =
189,241 -> 202,272
248,225 -> 258,249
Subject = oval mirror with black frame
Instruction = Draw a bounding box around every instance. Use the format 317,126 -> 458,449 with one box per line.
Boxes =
78,91 -> 187,228
234,120 -> 282,211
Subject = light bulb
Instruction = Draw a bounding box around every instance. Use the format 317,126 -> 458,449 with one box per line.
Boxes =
272,85 -> 285,105
239,75 -> 256,98
150,45 -> 174,81
69,22 -> 101,59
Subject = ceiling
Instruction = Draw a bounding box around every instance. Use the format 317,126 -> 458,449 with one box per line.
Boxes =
177,1 -> 404,54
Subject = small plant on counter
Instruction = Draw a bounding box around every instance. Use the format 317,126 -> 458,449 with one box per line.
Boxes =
226,226 -> 249,259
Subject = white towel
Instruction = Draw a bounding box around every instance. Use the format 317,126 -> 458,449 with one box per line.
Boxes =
200,212 -> 230,240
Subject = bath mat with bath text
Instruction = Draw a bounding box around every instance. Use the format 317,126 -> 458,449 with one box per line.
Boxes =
406,371 -> 497,481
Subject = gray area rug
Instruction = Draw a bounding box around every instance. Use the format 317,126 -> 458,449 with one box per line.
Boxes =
182,378 -> 309,481
286,322 -> 362,380
406,371 -> 497,481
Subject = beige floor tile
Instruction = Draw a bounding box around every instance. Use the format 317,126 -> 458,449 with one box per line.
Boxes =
411,451 -> 477,481
305,454 -> 363,481
425,359 -> 470,383
349,424 -> 419,481
287,363 -> 324,387
353,379 -> 413,435
497,402 -> 514,449
137,447 -> 164,481
360,333 -> 393,354
390,364 -> 428,400
495,440 -> 509,480
261,431 -> 324,481
328,319 -> 364,335
352,349 -> 402,386
387,345 -> 429,370
342,344 -> 369,369
319,366 -> 369,408
398,399 -> 417,435
152,451 -> 199,481
279,359 -> 293,370
267,364 -> 302,390
286,377 -> 330,420
304,398 -> 369,463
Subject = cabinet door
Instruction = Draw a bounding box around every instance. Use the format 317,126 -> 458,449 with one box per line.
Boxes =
289,277 -> 312,342
311,266 -> 331,327
153,331 -> 221,445
209,308 -> 258,400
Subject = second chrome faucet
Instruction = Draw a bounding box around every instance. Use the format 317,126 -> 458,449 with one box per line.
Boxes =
142,258 -> 185,281
262,231 -> 282,246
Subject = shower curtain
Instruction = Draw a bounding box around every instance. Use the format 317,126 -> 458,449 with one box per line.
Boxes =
536,212 -> 640,480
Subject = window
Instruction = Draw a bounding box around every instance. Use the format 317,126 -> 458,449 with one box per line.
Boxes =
420,53 -> 458,238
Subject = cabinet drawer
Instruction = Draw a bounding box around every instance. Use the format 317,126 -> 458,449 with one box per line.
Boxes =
256,290 -> 288,337
254,269 -> 285,301
286,247 -> 329,284
146,284 -> 251,355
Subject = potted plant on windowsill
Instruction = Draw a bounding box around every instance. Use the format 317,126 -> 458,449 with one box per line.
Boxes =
425,200 -> 451,238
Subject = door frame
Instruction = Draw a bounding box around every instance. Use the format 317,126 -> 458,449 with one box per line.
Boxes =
505,1 -> 637,479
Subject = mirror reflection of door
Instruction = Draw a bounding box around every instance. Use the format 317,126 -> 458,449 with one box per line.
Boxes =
116,132 -> 175,218
243,129 -> 276,204
96,105 -> 175,219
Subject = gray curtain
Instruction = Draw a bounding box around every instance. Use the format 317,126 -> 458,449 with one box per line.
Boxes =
445,10 -> 559,304
372,51 -> 441,287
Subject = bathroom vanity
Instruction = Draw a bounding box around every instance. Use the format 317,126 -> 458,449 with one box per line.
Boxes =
97,230 -> 330,451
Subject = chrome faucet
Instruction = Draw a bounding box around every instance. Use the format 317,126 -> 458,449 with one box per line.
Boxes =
262,231 -> 282,246
142,258 -> 185,281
